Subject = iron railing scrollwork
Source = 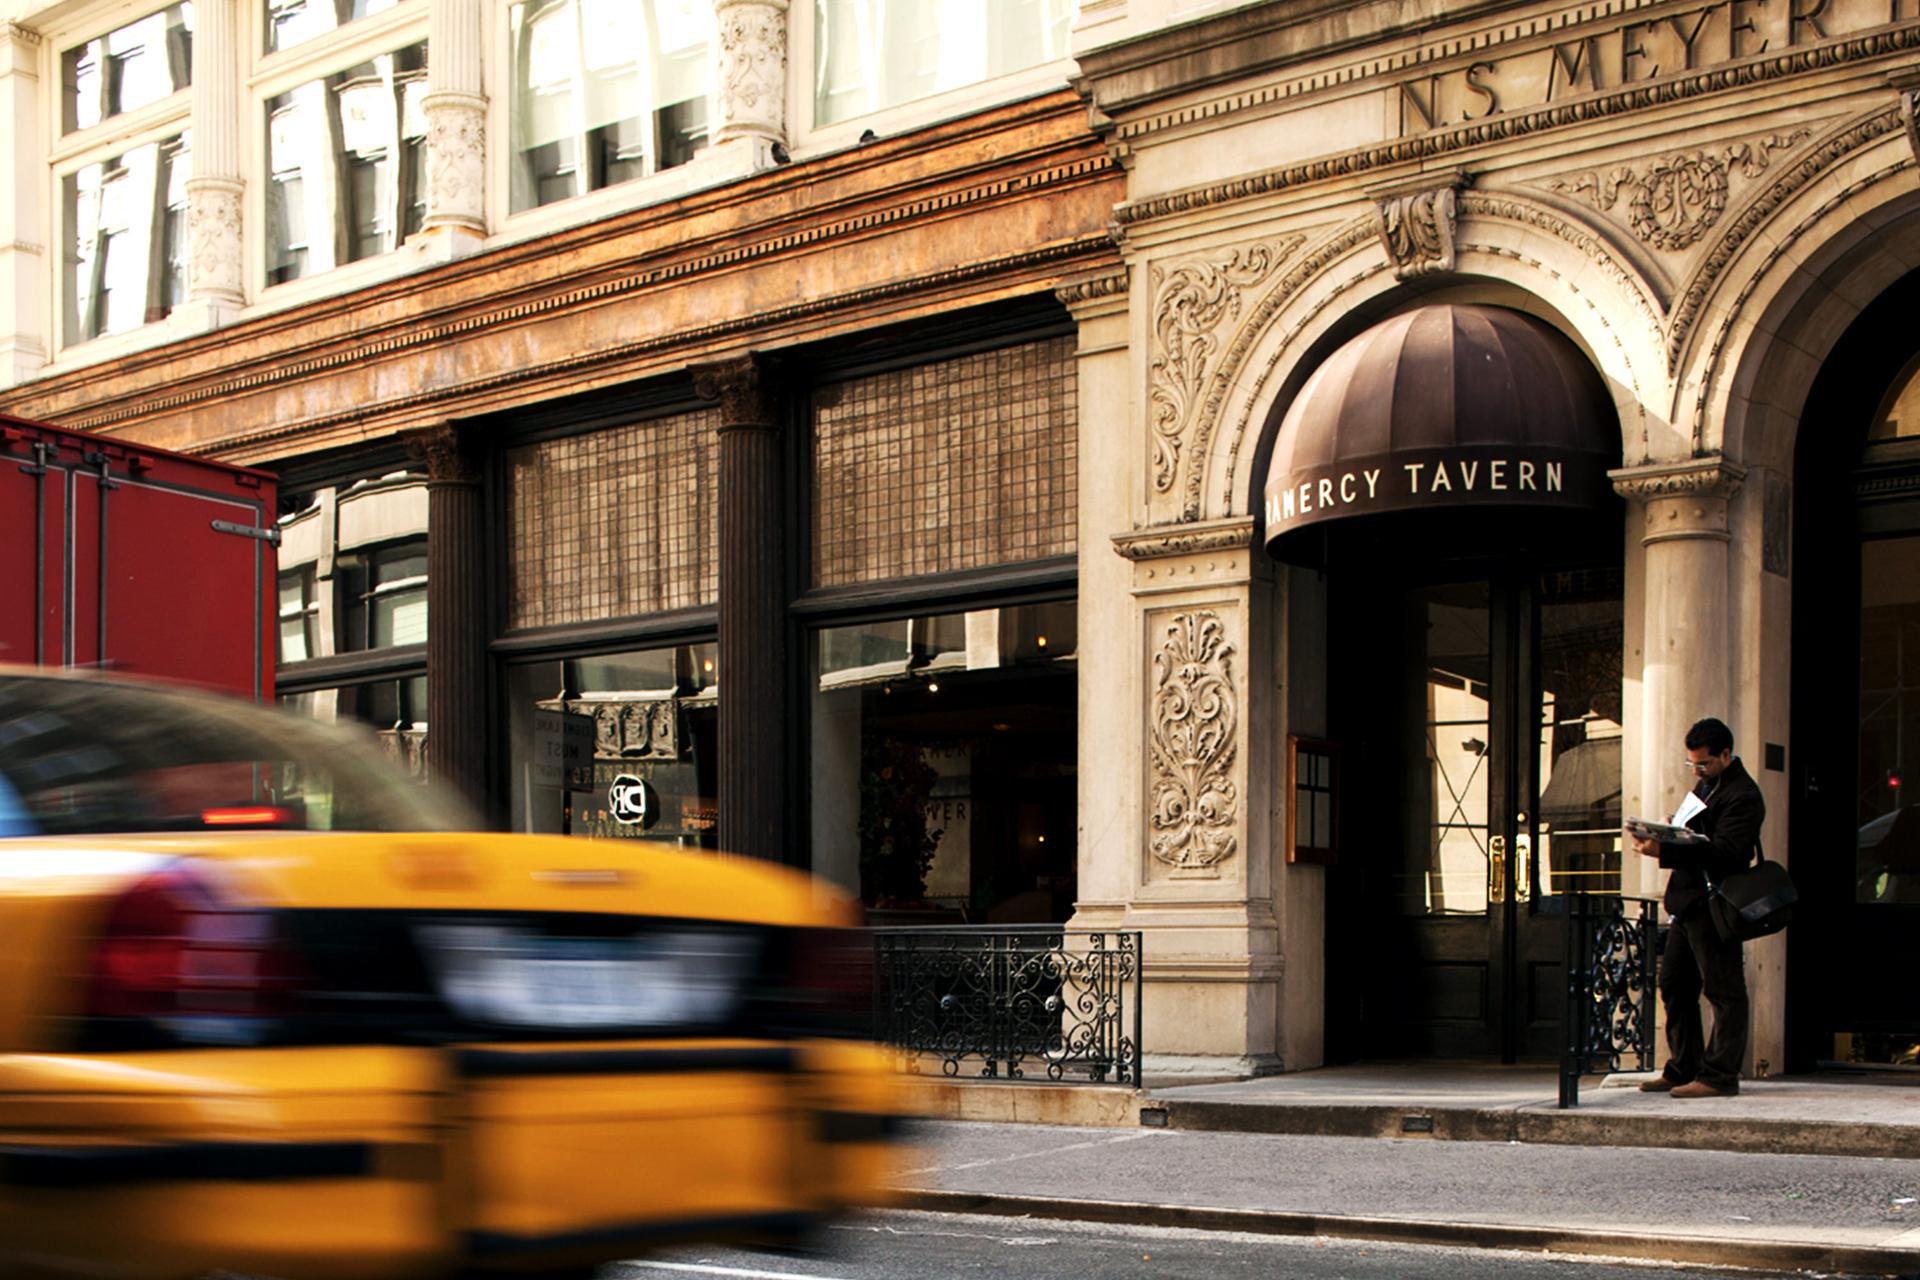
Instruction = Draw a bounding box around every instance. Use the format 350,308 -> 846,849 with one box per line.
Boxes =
870,928 -> 1142,1087
1559,894 -> 1658,1107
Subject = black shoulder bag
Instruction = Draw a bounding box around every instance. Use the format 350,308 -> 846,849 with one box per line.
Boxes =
1707,839 -> 1797,943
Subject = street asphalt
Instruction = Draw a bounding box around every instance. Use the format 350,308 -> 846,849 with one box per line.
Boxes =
625,1210 -> 1878,1280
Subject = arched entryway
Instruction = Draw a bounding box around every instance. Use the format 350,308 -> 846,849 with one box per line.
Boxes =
1790,265 -> 1920,1072
1264,303 -> 1625,1062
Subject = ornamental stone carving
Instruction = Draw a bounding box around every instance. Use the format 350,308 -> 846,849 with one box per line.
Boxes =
1373,185 -> 1457,278
1610,457 -> 1746,546
1112,517 -> 1255,562
1148,611 -> 1239,878
423,92 -> 487,233
185,177 -> 243,305
1549,132 -> 1809,253
1148,237 -> 1299,497
1901,86 -> 1920,165
556,699 -> 680,760
715,0 -> 788,146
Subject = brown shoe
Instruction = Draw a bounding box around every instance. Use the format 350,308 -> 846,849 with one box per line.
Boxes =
1670,1080 -> 1736,1098
1638,1076 -> 1678,1092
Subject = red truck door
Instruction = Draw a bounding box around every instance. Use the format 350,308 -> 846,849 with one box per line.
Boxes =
2,419 -> 276,699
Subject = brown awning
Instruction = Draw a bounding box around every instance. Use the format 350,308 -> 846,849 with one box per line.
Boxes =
1262,305 -> 1617,549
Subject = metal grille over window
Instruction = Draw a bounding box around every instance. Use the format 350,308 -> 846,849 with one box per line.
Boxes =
506,408 -> 720,629
812,338 -> 1077,588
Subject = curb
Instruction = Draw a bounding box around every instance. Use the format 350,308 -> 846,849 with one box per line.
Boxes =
894,1188 -> 1920,1276
1152,1100 -> 1920,1160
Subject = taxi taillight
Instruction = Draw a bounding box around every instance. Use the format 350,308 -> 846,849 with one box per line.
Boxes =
85,865 -> 305,1029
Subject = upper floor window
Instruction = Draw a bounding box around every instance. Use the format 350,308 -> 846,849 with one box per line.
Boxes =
265,41 -> 429,285
812,0 -> 1074,127
62,132 -> 191,345
507,0 -> 711,214
61,3 -> 193,134
267,0 -> 405,54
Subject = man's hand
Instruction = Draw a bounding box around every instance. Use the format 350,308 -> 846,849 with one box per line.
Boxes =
1629,833 -> 1660,859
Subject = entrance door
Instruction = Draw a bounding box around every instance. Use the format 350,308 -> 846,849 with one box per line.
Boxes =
1329,568 -> 1624,1061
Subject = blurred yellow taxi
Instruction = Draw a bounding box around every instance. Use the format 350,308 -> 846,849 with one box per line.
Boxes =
0,667 -> 904,1279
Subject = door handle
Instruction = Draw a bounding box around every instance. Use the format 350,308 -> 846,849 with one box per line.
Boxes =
1488,835 -> 1507,904
1515,832 -> 1533,902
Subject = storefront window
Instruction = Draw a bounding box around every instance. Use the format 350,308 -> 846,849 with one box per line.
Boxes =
812,0 -> 1074,127
1535,570 -> 1625,897
338,539 -> 428,650
1857,535 -> 1920,905
62,133 -> 191,345
265,41 -> 428,285
280,676 -> 429,782
278,566 -> 319,663
810,600 -> 1075,921
507,0 -> 710,214
506,643 -> 719,846
62,3 -> 193,134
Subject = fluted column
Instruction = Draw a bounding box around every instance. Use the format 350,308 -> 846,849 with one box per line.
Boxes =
707,0 -> 788,170
695,355 -> 787,861
1611,456 -> 1745,895
410,423 -> 491,814
417,0 -> 487,258
0,22 -> 46,384
184,0 -> 243,324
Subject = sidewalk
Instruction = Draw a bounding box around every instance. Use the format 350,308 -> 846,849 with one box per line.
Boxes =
903,1063 -> 1920,1158
891,1115 -> 1920,1275
889,1065 -> 1920,1274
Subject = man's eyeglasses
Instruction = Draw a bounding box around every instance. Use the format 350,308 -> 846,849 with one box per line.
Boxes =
1682,759 -> 1717,774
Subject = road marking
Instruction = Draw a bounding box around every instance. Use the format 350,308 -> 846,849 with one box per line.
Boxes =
619,1261 -> 860,1280
895,1129 -> 1157,1177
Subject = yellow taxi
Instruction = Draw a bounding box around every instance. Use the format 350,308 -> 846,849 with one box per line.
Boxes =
0,667 -> 904,1279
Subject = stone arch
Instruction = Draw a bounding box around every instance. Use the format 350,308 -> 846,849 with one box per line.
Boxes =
1676,107 -> 1920,471
1184,192 -> 1664,521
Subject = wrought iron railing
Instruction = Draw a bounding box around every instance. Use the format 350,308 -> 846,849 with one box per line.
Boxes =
870,928 -> 1142,1086
1559,894 -> 1658,1107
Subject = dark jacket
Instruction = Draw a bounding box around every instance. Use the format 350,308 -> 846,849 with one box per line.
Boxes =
1660,756 -> 1765,921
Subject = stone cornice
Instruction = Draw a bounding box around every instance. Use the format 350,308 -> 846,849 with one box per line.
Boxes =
3,92 -> 1116,429
1609,456 -> 1746,501
0,21 -> 43,46
1055,264 -> 1131,310
181,236 -> 1117,461
1112,24 -> 1920,226
1112,517 -> 1257,561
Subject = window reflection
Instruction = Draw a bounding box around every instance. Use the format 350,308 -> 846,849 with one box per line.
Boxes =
813,0 -> 1074,127
507,645 -> 720,847
1869,354 -> 1920,442
508,0 -> 710,213
266,0 -> 405,54
63,133 -> 191,345
266,42 -> 428,285
62,4 -> 193,134
811,602 -> 1077,922
1534,570 -> 1625,899
1858,535 -> 1920,904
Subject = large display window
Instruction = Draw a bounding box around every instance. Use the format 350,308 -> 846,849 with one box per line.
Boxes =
809,600 -> 1075,922
506,642 -> 719,847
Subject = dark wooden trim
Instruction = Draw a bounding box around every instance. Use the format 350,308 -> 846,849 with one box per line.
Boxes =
790,558 -> 1077,622
789,295 -> 1074,385
490,606 -> 719,659
276,643 -> 428,692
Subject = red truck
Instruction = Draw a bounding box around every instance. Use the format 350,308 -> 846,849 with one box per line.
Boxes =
0,414 -> 278,700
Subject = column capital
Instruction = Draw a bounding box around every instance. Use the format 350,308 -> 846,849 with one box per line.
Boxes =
1610,456 -> 1745,545
1055,265 -> 1131,320
405,421 -> 485,484
0,21 -> 43,50
693,353 -> 778,429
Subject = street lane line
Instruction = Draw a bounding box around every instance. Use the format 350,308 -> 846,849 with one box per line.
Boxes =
896,1128 -> 1156,1177
619,1261 -> 860,1280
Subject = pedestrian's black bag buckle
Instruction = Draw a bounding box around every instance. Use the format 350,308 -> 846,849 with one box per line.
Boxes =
1708,841 -> 1797,943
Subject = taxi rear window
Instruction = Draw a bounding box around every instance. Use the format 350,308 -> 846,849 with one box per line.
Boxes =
0,675 -> 466,836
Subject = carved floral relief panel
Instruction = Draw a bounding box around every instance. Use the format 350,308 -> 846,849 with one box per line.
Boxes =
1543,129 -> 1811,254
1147,236 -> 1303,514
1147,607 -> 1242,881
